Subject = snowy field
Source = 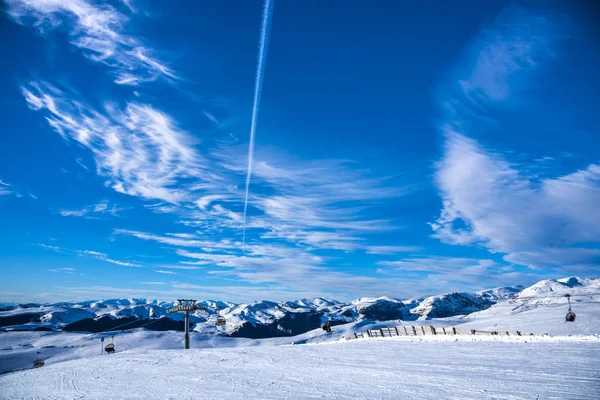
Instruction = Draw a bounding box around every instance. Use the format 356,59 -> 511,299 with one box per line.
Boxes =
2,277 -> 599,398
1,299 -> 599,375
1,336 -> 599,400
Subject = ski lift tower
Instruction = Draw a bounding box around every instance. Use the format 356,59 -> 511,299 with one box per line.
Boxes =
167,299 -> 206,349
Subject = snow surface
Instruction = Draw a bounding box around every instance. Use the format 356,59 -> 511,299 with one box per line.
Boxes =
2,276 -> 600,398
1,336 -> 599,399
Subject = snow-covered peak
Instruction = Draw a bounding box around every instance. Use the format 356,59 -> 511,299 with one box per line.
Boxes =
516,277 -> 600,299
476,285 -> 524,301
350,296 -> 403,307
411,292 -> 496,319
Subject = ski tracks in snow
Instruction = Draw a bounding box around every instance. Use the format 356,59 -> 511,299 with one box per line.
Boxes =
1,340 -> 599,399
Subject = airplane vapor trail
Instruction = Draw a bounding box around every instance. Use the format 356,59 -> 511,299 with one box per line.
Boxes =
242,0 -> 275,251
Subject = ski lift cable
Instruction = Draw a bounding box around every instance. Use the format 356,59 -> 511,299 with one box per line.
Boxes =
89,316 -> 171,339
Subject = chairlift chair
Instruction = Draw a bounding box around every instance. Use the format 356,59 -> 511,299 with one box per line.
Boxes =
322,321 -> 332,333
105,336 -> 116,353
216,316 -> 226,326
565,294 -> 576,322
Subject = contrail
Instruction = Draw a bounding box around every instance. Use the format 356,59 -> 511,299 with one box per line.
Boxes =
242,0 -> 275,251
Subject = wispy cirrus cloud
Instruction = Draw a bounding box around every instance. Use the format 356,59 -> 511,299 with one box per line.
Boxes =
20,79 -> 410,256
364,245 -> 422,255
0,179 -> 16,197
5,0 -> 177,85
35,243 -> 141,267
22,81 -> 202,203
431,6 -> 600,274
113,228 -> 412,296
78,249 -> 141,267
59,201 -> 127,218
48,268 -> 75,274
377,256 -> 537,293
155,270 -> 177,275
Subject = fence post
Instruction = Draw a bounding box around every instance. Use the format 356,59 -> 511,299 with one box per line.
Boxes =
442,327 -> 447,335
471,329 -> 476,335
403,326 -> 408,335
380,328 -> 385,337
367,330 -> 372,338
394,326 -> 399,336
430,326 -> 436,335
452,327 -> 457,335
354,333 -> 358,339
412,326 -> 417,335
421,326 -> 426,335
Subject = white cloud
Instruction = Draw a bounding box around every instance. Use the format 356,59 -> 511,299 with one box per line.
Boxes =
102,258 -> 141,267
78,249 -> 141,267
21,79 -> 409,255
166,233 -> 199,240
93,203 -> 108,212
5,0 -> 177,85
80,250 -> 107,257
458,8 -> 552,103
35,243 -> 64,252
157,265 -> 199,270
377,256 -> 536,292
155,270 -> 177,275
0,179 -> 14,196
59,201 -> 126,218
48,267 -> 75,274
365,245 -> 422,255
35,244 -> 141,267
431,6 -> 600,273
22,81 -> 201,204
59,209 -> 88,217
0,187 -> 12,196
432,134 -> 600,258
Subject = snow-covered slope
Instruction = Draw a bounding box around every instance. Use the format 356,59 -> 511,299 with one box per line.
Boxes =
2,336 -> 598,399
1,287 -> 599,377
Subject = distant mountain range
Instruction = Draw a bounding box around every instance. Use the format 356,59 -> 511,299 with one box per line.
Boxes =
1,277 -> 598,339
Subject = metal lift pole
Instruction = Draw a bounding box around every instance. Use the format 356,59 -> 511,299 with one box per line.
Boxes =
167,299 -> 207,350
184,309 -> 190,349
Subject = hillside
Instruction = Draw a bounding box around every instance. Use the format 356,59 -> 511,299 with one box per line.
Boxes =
1,336 -> 598,399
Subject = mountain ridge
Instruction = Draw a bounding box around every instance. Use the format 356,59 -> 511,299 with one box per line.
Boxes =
1,276 -> 598,339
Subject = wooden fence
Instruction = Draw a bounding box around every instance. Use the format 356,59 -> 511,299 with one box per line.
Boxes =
349,325 -> 545,339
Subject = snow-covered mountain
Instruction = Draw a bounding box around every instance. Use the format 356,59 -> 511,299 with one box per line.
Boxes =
410,285 -> 524,319
1,277 -> 598,339
516,276 -> 600,299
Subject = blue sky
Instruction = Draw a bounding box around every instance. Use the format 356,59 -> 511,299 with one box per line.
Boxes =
1,0 -> 599,303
